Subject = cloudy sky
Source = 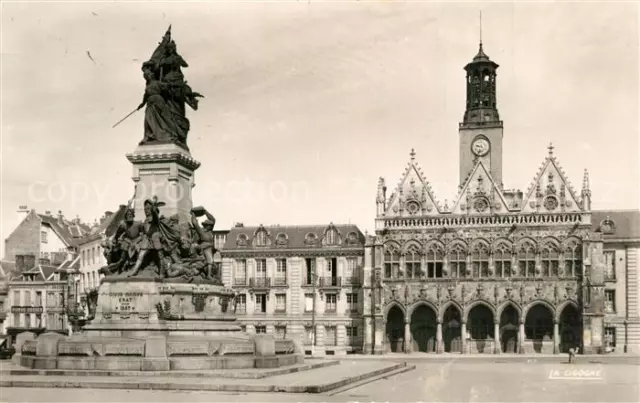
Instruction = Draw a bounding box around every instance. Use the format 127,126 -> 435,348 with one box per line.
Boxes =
1,1 -> 638,256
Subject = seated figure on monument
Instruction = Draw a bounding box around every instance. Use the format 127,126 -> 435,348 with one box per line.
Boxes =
100,207 -> 144,276
135,26 -> 203,150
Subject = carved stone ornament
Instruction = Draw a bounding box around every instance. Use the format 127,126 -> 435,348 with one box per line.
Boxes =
544,196 -> 559,211
534,283 -> 543,297
473,197 -> 489,213
476,283 -> 484,298
505,284 -> 513,299
192,294 -> 206,313
447,284 -> 455,299
407,200 -> 421,215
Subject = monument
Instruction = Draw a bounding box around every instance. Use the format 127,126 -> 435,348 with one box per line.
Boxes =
15,26 -> 301,371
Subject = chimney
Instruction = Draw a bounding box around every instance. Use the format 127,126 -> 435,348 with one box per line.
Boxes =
101,211 -> 114,224
16,205 -> 30,222
57,210 -> 65,224
234,222 -> 244,228
44,210 -> 52,216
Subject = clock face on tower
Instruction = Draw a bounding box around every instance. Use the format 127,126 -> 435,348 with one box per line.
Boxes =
471,137 -> 490,157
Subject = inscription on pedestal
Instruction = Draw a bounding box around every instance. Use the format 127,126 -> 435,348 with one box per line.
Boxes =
110,292 -> 144,313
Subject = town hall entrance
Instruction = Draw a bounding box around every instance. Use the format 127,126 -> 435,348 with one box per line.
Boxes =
410,305 -> 437,353
386,306 -> 405,353
442,306 -> 462,353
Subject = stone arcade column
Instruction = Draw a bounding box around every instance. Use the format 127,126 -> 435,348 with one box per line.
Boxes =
553,320 -> 560,354
461,321 -> 467,354
404,318 -> 411,353
436,321 -> 444,354
518,321 -> 525,354
494,321 -> 500,354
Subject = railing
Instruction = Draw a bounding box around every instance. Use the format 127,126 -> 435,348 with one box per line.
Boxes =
235,305 -> 246,314
249,277 -> 271,288
302,277 -> 318,287
380,212 -> 586,229
272,276 -> 287,286
234,277 -> 247,286
343,276 -> 361,286
320,277 -> 341,288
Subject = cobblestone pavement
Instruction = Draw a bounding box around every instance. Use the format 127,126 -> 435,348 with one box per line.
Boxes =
2,361 -> 638,402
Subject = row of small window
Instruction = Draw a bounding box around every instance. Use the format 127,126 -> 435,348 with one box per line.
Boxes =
235,257 -> 358,276
384,259 -> 583,279
79,270 -> 101,291
12,290 -> 63,307
11,313 -> 65,330
81,246 -> 102,268
247,325 -> 361,344
235,293 -> 359,314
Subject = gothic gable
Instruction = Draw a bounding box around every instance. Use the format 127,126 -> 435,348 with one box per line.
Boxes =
521,147 -> 582,214
385,150 -> 441,217
450,161 -> 510,215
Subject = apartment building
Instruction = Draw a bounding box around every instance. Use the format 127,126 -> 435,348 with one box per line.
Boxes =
221,223 -> 365,355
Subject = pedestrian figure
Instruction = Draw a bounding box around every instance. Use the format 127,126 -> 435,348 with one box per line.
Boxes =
568,346 -> 578,363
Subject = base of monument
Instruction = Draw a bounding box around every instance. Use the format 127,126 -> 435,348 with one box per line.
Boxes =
18,332 -> 302,372
17,352 -> 304,372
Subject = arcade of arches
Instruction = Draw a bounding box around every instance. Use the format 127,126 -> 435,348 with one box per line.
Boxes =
384,302 -> 582,354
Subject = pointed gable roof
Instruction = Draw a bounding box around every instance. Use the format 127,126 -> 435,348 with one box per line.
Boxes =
385,149 -> 441,216
450,160 -> 511,214
521,144 -> 582,214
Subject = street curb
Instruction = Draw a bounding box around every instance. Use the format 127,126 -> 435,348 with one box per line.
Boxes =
0,360 -> 339,379
308,355 -> 640,365
326,364 -> 416,396
0,362 -> 406,394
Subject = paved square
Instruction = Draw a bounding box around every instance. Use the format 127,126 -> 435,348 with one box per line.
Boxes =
1,360 -> 638,402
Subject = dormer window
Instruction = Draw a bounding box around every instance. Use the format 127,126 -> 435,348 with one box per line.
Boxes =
325,229 -> 337,245
236,234 -> 248,247
304,233 -> 318,246
255,230 -> 268,247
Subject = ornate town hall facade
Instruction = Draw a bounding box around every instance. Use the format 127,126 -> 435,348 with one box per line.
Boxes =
361,42 -> 610,355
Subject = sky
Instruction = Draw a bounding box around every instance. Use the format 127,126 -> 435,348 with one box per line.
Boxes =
1,1 -> 639,257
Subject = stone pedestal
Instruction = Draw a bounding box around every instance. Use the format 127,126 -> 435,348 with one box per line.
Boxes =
84,279 -> 240,337
126,143 -> 200,227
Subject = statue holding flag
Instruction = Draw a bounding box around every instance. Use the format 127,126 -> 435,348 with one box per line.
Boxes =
114,26 -> 203,150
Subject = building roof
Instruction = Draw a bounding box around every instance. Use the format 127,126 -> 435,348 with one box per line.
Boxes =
223,224 -> 365,250
12,263 -> 62,282
74,205 -> 127,247
39,213 -> 92,246
0,261 -> 15,278
591,210 -> 640,240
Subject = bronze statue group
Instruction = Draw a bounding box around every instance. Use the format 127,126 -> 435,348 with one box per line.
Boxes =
100,197 -> 219,283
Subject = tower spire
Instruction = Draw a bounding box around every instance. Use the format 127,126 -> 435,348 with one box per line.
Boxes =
479,10 -> 483,47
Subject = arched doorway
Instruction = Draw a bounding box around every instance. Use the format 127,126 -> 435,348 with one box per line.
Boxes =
442,305 -> 462,353
385,305 -> 405,353
559,304 -> 581,353
499,305 -> 520,353
468,305 -> 494,353
525,304 -> 554,353
410,305 -> 437,353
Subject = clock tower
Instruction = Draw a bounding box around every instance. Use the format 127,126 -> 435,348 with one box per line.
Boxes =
459,40 -> 504,187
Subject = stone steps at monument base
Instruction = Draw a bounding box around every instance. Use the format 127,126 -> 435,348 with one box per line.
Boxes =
0,360 -> 338,379
0,361 -> 408,394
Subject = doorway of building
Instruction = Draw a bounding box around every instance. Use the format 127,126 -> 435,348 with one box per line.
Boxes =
386,305 -> 405,353
559,304 -> 581,353
442,305 -> 462,353
410,305 -> 437,353
500,305 -> 520,353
